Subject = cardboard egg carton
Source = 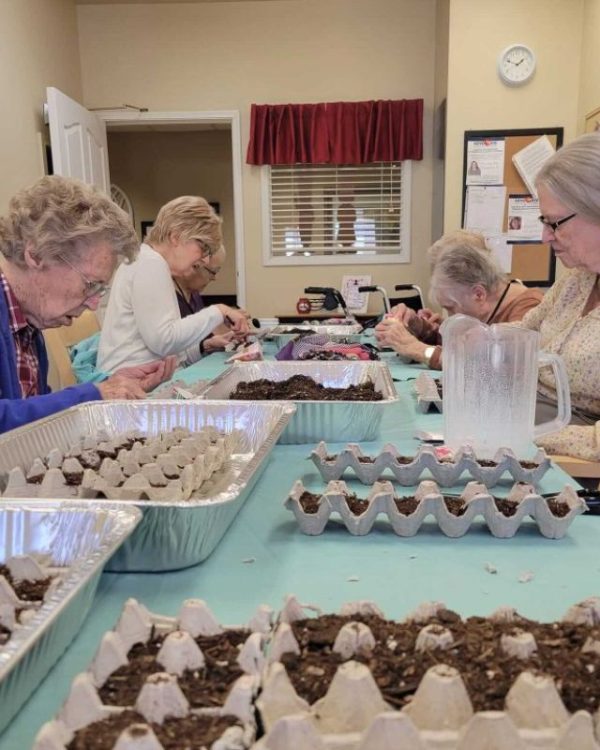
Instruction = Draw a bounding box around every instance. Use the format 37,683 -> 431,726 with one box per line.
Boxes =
33,597 -> 273,750
285,480 -> 586,539
414,372 -> 443,413
311,441 -> 552,487
254,596 -> 600,750
2,427 -> 240,503
0,555 -> 62,646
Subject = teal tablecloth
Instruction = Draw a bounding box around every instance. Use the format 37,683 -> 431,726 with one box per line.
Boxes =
1,346 -> 596,749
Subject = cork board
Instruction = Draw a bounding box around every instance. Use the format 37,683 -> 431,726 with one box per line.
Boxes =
462,128 -> 563,286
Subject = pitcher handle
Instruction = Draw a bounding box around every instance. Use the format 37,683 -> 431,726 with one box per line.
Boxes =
533,351 -> 572,440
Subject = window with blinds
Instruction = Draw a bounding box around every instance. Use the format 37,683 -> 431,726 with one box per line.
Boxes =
262,162 -> 411,266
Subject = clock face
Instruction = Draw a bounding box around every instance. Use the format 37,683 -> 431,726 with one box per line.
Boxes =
498,44 -> 536,86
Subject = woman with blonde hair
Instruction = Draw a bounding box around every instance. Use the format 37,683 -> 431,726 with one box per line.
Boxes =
98,196 -> 248,372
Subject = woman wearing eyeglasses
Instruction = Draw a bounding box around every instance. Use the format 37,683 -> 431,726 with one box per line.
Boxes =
515,132 -> 600,460
172,245 -> 238,361
97,196 -> 249,374
0,176 -> 176,433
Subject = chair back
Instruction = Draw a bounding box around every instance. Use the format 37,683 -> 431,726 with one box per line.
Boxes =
43,310 -> 100,390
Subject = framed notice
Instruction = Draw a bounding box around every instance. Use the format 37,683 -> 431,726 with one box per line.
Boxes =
462,127 -> 563,287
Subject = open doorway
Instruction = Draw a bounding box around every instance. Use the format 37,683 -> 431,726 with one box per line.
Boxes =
44,93 -> 245,307
106,123 -> 238,307
98,109 -> 246,308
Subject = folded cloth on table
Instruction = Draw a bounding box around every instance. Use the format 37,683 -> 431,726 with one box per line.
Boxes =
275,334 -> 377,361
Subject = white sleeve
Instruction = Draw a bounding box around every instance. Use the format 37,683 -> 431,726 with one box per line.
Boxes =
131,261 -> 224,358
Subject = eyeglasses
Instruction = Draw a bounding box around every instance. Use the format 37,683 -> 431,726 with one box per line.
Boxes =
194,239 -> 214,257
58,255 -> 108,298
192,261 -> 219,279
538,213 -> 577,233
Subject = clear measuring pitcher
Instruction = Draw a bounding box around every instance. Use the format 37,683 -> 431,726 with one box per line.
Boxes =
441,314 -> 571,458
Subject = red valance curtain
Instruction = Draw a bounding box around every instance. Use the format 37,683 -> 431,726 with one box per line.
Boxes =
246,99 -> 423,165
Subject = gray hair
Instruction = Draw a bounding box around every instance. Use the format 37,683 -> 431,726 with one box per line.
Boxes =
146,196 -> 223,256
0,175 -> 138,268
428,229 -> 488,269
536,132 -> 600,224
430,243 -> 505,305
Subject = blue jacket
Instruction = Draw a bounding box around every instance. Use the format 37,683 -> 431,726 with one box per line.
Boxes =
0,289 -> 102,434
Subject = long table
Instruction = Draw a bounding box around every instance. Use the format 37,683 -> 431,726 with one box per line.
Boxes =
2,348 -> 597,749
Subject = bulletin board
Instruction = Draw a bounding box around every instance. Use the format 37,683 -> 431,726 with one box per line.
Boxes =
461,127 -> 563,286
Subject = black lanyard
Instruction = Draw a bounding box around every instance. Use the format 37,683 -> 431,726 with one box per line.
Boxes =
173,280 -> 196,318
485,282 -> 512,325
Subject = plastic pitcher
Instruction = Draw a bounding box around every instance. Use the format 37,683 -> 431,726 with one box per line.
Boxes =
441,315 -> 571,458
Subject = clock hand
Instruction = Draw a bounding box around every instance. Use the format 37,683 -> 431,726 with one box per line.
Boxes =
515,58 -> 525,65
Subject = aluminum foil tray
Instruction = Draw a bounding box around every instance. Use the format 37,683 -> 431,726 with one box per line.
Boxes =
200,361 -> 397,444
33,597 -> 272,749
285,479 -> 586,539
254,595 -> 600,749
311,442 -> 552,486
0,502 -> 141,734
0,401 -> 295,572
269,324 -> 363,348
414,371 -> 442,413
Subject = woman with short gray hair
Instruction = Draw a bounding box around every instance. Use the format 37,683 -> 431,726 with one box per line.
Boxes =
0,175 -> 175,433
375,234 -> 542,369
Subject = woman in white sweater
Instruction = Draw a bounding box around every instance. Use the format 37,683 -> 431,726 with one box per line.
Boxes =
97,196 -> 248,373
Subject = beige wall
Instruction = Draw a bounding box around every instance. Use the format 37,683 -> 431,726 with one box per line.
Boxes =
0,0 -> 82,212
77,0 -> 437,316
444,0 -> 584,234
107,129 -> 236,295
579,0 -> 600,130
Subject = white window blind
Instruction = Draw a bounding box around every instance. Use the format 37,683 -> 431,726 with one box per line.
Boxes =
263,162 -> 411,266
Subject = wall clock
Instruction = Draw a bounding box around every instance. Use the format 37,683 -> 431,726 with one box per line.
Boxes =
497,44 -> 536,86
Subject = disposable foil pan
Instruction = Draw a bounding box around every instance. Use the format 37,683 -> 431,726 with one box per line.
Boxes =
200,361 -> 397,444
0,502 -> 141,734
269,324 -> 363,348
0,401 -> 295,572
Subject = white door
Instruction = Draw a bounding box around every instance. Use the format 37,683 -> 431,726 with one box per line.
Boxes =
46,87 -> 110,193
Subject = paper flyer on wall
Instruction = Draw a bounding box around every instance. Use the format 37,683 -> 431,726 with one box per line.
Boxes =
341,274 -> 371,313
466,138 -> 505,185
484,234 -> 513,273
464,185 -> 506,234
507,194 -> 542,241
511,136 -> 555,197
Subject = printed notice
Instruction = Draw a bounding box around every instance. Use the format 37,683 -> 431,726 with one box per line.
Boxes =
511,136 -> 556,197
507,195 -> 542,241
466,139 -> 505,185
464,185 -> 506,234
484,234 -> 513,273
341,274 -> 372,313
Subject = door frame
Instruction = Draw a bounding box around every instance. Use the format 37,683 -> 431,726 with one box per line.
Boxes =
97,109 -> 246,307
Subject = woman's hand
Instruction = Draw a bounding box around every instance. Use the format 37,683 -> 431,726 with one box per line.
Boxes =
114,356 -> 178,391
219,305 -> 250,336
375,317 -> 428,362
97,375 -> 146,400
203,332 -> 235,353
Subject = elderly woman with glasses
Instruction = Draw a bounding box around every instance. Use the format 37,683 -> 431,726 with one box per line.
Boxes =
98,196 -> 248,373
0,176 -> 176,433
172,244 -> 238,361
375,231 -> 542,369
511,131 -> 600,460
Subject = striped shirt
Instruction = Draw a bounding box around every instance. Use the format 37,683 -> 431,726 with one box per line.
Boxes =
0,273 -> 39,397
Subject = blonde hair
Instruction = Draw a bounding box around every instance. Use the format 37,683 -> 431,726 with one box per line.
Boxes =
0,175 -> 138,268
428,229 -> 488,269
536,132 -> 600,224
146,196 -> 222,255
